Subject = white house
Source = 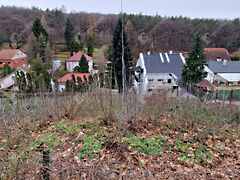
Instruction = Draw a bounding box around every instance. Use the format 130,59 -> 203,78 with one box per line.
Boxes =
205,60 -> 240,85
135,52 -> 186,94
0,67 -> 29,90
66,51 -> 93,73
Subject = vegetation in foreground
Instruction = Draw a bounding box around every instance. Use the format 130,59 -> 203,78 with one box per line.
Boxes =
0,90 -> 240,179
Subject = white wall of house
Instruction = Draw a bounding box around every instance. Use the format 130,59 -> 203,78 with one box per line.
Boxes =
12,51 -> 27,60
217,73 -> 240,83
58,83 -> 65,92
204,66 -> 215,83
66,60 -> 93,73
0,72 -> 16,89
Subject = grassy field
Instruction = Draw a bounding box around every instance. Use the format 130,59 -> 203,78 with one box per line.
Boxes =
53,51 -> 71,61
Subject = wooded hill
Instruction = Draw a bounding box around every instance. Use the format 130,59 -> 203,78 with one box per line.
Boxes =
0,6 -> 240,58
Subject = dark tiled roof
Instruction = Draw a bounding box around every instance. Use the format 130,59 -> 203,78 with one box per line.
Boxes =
207,61 -> 240,73
204,48 -> 231,61
143,53 -> 185,79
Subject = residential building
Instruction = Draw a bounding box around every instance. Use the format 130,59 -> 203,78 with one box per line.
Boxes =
134,52 -> 186,94
66,51 -> 93,73
0,49 -> 28,70
58,73 -> 90,91
205,61 -> 240,85
204,48 -> 231,61
0,67 -> 29,90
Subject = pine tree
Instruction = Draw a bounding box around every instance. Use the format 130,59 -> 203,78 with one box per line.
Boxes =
74,55 -> 89,73
87,35 -> 94,57
109,19 -> 133,91
89,74 -> 93,84
30,57 -> 51,91
32,17 -> 48,41
64,18 -> 74,50
39,34 -> 47,61
72,74 -> 76,83
181,34 -> 207,85
69,34 -> 83,56
26,72 -> 33,93
65,80 -> 71,92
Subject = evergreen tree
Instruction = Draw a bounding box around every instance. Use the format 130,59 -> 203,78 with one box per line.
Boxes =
83,75 -> 87,82
65,80 -> 71,92
39,34 -> 47,61
2,63 -> 14,77
87,34 -> 94,57
69,34 -> 84,56
73,55 -> 89,73
32,17 -> 48,41
26,72 -> 33,93
181,34 -> 207,85
76,34 -> 84,51
89,74 -> 93,84
109,19 -> 133,91
28,37 -> 38,63
30,57 -> 51,91
72,73 -> 76,83
64,18 -> 74,50
16,71 -> 27,93
31,17 -> 50,66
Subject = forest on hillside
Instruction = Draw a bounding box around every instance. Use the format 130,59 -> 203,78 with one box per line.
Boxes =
0,6 -> 240,58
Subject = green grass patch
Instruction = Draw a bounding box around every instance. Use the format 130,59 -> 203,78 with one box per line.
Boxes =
123,134 -> 164,156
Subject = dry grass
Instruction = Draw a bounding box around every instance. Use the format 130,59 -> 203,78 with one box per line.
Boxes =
0,89 -> 240,179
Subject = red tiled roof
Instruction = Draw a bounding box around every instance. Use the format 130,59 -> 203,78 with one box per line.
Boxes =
65,51 -> 92,62
204,48 -> 231,61
58,73 -> 90,83
0,49 -> 21,60
196,79 -> 215,88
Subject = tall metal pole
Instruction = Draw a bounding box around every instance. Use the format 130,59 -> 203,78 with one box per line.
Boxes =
119,0 -> 125,141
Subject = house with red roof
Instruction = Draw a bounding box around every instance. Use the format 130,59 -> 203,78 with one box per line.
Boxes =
204,48 -> 231,61
58,73 -> 90,91
66,51 -> 93,73
0,49 -> 28,70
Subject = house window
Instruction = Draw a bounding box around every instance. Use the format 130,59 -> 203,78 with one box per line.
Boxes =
0,62 -> 2,64
148,79 -> 154,82
158,79 -> 163,82
8,62 -> 11,64
168,79 -> 172,83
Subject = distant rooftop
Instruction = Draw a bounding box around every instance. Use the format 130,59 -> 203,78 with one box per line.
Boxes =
204,48 -> 231,61
66,51 -> 92,62
207,61 -> 240,73
142,53 -> 185,79
0,49 -> 22,60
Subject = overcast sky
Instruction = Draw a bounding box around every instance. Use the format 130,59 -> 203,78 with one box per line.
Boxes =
1,0 -> 239,19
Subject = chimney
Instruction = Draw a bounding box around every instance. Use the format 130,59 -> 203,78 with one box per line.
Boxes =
223,59 -> 227,66
169,50 -> 173,54
147,51 -> 151,55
